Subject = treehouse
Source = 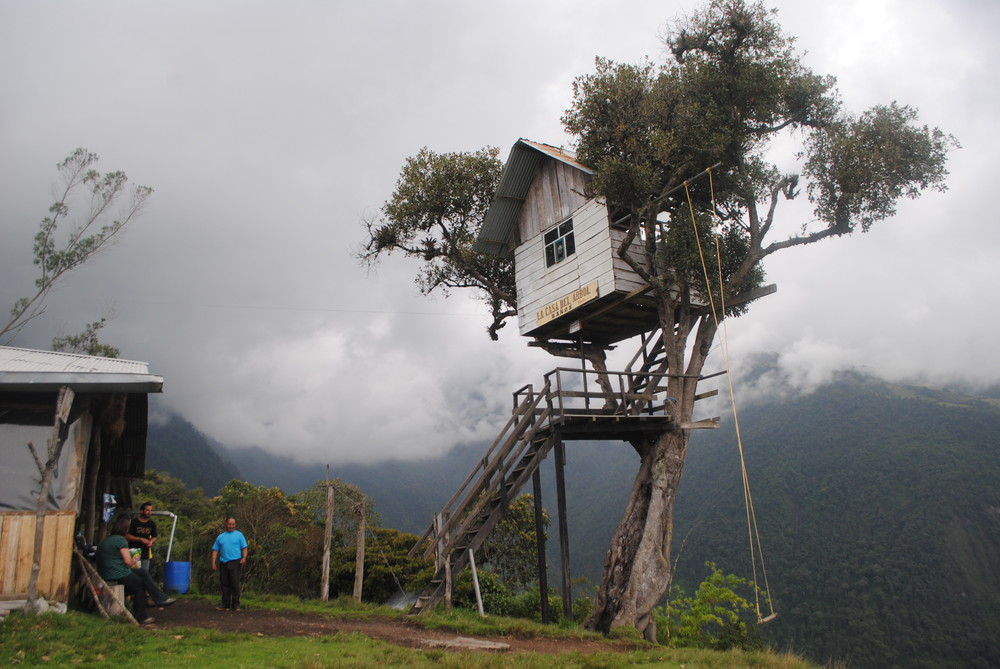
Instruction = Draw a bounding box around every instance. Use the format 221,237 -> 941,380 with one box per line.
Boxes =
409,141 -> 732,619
475,138 -> 659,347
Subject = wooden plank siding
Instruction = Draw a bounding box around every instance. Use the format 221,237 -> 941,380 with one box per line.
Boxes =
518,158 -> 591,244
516,198 -> 647,336
0,511 -> 75,601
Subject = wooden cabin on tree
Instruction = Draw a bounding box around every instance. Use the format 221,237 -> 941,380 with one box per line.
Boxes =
475,138 -> 660,347
408,140 -> 723,618
0,346 -> 163,604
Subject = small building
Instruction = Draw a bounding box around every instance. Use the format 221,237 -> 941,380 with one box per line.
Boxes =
0,346 -> 163,603
475,139 -> 660,346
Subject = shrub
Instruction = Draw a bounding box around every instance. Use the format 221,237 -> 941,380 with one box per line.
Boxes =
655,562 -> 767,651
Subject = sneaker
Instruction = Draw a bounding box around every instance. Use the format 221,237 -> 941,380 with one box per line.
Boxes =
215,606 -> 227,611
140,617 -> 155,625
232,607 -> 241,612
157,598 -> 176,607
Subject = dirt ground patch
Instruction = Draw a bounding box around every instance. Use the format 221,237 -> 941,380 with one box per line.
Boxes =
149,598 -> 634,654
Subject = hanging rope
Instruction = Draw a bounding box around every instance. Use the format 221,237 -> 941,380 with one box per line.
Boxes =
683,174 -> 777,624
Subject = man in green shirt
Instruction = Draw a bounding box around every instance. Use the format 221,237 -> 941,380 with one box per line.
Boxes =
97,516 -> 175,624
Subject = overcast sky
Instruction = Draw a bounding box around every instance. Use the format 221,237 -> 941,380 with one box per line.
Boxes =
1,0 -> 996,466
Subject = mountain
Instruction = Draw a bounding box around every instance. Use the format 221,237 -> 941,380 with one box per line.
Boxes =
145,371 -> 1000,668
145,414 -> 241,495
670,371 -> 1000,668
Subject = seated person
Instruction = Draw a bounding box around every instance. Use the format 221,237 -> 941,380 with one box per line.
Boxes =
96,516 -> 175,624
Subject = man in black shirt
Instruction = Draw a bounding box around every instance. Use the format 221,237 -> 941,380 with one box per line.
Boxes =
126,501 -> 158,572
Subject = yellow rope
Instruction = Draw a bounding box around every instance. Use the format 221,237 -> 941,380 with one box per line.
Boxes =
683,174 -> 776,624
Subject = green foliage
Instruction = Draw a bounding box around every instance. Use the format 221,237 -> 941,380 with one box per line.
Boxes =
212,480 -> 323,597
145,415 -> 240,495
656,562 -> 765,651
132,469 -> 214,574
51,317 -> 120,358
290,478 -> 379,544
479,493 -> 549,591
330,527 -> 435,604
562,0 -> 954,309
804,102 -> 957,233
2,148 -> 153,343
358,146 -> 516,339
0,606 -> 822,668
657,210 -> 766,317
451,568 -> 514,616
671,370 -> 1000,667
507,586 -> 567,624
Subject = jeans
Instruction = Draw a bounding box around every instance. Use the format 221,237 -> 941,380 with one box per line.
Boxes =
219,560 -> 243,609
115,567 -> 168,620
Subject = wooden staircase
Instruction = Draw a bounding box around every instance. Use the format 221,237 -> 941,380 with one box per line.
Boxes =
407,327 -> 717,615
407,381 -> 557,614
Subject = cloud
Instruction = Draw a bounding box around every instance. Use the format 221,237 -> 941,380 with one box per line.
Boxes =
1,0 -> 996,466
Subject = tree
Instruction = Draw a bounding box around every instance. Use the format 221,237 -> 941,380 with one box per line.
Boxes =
133,469 -> 215,571
51,318 -> 120,358
479,493 -> 548,592
358,147 -> 516,340
214,480 -> 322,597
361,0 -> 955,641
2,148 -> 153,343
563,0 -> 954,640
656,562 -> 764,650
292,478 -> 379,543
330,527 -> 435,603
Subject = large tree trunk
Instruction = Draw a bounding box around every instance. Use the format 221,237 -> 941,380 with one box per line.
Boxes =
584,429 -> 689,641
585,302 -> 716,641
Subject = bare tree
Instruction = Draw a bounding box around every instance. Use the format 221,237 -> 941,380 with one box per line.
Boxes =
2,148 -> 153,344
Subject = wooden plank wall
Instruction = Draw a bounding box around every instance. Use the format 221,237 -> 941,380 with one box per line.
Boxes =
518,158 -> 590,243
0,511 -> 76,601
515,198 -> 647,335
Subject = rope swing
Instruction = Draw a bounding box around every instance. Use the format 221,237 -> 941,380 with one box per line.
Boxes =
683,170 -> 777,625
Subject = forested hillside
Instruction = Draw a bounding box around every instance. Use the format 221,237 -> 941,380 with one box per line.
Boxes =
146,371 -> 1000,668
670,371 -> 1000,668
146,414 -> 241,495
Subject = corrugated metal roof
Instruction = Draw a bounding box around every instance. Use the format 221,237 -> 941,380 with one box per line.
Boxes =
474,139 -> 593,259
0,346 -> 163,392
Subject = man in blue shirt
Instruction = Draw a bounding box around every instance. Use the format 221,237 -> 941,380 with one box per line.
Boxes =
211,517 -> 248,611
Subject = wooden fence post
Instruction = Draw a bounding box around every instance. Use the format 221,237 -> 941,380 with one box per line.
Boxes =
320,465 -> 334,601
352,504 -> 365,602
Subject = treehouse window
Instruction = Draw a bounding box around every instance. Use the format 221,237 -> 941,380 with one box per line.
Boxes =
544,219 -> 575,267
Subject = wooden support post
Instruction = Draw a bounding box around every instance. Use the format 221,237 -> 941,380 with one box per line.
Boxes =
352,504 -> 365,603
435,513 -> 452,609
532,466 -> 550,624
433,514 -> 443,573
26,386 -> 73,609
468,549 -> 485,618
74,546 -> 136,625
320,465 -> 334,601
555,439 -> 572,619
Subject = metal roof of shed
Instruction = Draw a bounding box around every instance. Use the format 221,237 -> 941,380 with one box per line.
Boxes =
0,346 -> 163,393
474,139 -> 593,260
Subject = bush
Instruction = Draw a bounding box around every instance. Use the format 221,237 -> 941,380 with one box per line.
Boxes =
452,569 -> 514,615
655,562 -> 766,651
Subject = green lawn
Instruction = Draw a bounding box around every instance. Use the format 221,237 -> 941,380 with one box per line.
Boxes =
0,599 -> 819,669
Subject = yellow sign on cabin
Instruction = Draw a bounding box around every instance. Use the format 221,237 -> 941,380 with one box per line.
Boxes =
535,281 -> 600,327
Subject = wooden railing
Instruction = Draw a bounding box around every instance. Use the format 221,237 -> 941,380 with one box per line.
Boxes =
514,366 -> 677,425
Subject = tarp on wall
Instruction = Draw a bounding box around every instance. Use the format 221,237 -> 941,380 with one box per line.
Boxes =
0,412 -> 91,512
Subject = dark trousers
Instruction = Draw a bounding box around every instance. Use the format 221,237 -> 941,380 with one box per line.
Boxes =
116,568 -> 167,620
219,560 -> 242,609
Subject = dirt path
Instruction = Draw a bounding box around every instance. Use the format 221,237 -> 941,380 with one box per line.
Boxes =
149,598 -> 634,654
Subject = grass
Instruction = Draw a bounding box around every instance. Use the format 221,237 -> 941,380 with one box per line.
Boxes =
0,597 -> 820,668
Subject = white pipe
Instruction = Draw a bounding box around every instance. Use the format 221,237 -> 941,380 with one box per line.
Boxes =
151,511 -> 178,562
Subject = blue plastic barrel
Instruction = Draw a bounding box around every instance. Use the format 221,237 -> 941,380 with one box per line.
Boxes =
163,561 -> 191,594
